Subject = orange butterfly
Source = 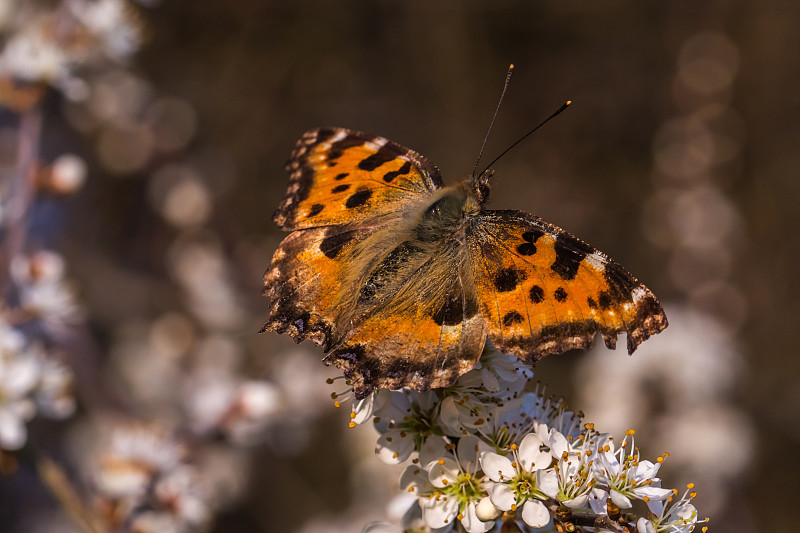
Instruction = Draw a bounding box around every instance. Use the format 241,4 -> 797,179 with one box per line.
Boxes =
263,128 -> 667,398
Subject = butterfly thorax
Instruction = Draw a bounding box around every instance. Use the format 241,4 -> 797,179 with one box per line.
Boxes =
414,182 -> 481,243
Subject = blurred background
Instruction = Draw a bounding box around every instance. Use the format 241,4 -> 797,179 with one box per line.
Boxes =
0,1 -> 797,532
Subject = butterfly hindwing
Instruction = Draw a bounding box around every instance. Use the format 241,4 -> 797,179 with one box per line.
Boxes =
275,128 -> 444,230
262,224 -> 369,349
468,210 -> 667,361
324,242 -> 487,398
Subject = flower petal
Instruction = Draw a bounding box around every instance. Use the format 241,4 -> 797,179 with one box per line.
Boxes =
521,499 -> 551,528
419,436 -> 448,466
480,367 -> 500,392
475,496 -> 501,521
487,482 -> 515,511
363,522 -> 402,533
634,486 -> 673,502
637,517 -> 656,533
610,489 -> 632,509
0,410 -> 28,450
399,465 -> 429,494
420,494 -> 459,529
536,469 -> 559,499
519,433 -> 551,472
549,430 -> 569,458
457,435 -> 482,472
428,458 -> 460,488
479,451 -> 515,482
562,493 -> 589,509
588,488 -> 608,514
438,397 -> 464,436
376,429 -> 415,465
460,501 -> 494,533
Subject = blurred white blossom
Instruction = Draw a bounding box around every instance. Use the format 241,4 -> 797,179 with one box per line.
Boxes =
0,0 -> 142,98
11,250 -> 84,334
0,319 -> 75,451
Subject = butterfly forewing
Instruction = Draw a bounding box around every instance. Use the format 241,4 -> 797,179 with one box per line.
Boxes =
467,210 -> 667,360
275,128 -> 444,230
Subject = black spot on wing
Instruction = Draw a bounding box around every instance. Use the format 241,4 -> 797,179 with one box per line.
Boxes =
598,291 -> 612,309
587,296 -> 598,309
383,161 -> 412,183
334,173 -> 349,180
319,228 -> 356,259
314,129 -> 336,144
358,150 -> 395,171
554,287 -> 568,302
308,204 -> 324,217
327,137 -> 363,162
516,229 -> 544,256
494,267 -> 524,292
604,261 -> 637,303
332,184 -> 350,193
551,234 -> 594,280
530,285 -> 544,304
345,187 -> 373,209
502,310 -> 524,326
431,292 -> 478,326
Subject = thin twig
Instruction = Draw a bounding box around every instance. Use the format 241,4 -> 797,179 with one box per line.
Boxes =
36,454 -> 107,533
1,104 -> 43,291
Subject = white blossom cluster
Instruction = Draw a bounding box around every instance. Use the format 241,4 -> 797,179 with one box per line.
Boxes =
92,424 -> 216,533
354,350 -> 709,533
0,0 -> 142,101
0,251 -> 79,452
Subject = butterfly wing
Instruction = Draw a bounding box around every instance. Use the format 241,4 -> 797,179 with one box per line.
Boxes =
323,238 -> 487,398
468,210 -> 667,360
274,128 -> 444,230
265,128 -> 445,353
262,224 -> 368,348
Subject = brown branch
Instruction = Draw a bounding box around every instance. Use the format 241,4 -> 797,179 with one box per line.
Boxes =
1,104 -> 43,291
547,501 -> 633,533
36,454 -> 107,533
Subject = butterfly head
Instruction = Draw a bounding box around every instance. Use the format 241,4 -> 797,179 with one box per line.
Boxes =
470,168 -> 494,205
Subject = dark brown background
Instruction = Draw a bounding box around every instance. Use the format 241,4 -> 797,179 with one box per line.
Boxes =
6,1 -> 799,532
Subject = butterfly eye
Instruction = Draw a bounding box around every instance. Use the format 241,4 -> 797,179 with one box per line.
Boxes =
424,198 -> 445,219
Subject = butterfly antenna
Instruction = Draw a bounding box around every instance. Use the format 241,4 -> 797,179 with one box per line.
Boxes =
479,100 -> 572,178
472,64 -> 515,178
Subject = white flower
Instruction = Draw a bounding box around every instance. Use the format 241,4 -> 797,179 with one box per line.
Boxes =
418,436 -> 495,533
479,432 -> 555,528
0,325 -> 41,450
472,349 -> 532,395
374,390 -> 441,465
95,424 -> 186,498
594,431 -> 673,511
35,356 -> 76,418
545,430 -> 595,509
11,251 -> 84,334
0,22 -> 68,83
474,392 -> 539,450
637,484 -> 706,533
68,0 -> 141,62
153,466 -> 210,526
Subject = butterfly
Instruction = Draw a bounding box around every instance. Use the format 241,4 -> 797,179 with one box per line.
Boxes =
262,127 -> 668,399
